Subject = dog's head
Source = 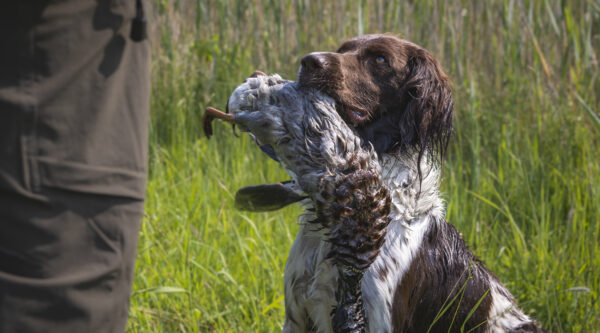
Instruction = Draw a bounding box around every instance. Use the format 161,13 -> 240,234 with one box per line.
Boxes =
298,34 -> 453,161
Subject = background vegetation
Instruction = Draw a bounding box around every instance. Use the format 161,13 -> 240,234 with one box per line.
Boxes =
127,1 -> 600,332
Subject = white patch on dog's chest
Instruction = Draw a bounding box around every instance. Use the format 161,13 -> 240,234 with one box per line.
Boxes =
361,155 -> 443,332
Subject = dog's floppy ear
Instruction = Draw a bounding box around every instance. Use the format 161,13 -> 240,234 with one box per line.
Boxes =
400,48 -> 454,162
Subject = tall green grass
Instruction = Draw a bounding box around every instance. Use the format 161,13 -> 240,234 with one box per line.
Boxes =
128,1 -> 599,331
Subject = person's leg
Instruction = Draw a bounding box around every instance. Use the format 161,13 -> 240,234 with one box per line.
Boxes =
0,1 -> 149,331
0,190 -> 143,332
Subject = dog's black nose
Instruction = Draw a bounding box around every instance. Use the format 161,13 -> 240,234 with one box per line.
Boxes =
301,54 -> 326,71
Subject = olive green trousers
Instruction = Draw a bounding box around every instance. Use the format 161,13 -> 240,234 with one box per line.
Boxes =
0,1 -> 149,331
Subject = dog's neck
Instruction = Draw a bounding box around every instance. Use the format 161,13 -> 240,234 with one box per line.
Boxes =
379,152 -> 445,223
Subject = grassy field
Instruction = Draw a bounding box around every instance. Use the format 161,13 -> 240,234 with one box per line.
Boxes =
127,1 -> 600,332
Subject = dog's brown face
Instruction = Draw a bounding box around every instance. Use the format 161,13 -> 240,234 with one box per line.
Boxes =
298,34 -> 453,159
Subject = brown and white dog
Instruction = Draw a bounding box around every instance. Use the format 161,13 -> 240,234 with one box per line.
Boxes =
220,34 -> 545,332
288,34 -> 545,332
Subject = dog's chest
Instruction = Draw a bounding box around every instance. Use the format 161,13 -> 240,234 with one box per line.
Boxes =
283,156 -> 443,333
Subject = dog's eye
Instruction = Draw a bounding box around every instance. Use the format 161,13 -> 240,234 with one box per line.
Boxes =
375,56 -> 386,64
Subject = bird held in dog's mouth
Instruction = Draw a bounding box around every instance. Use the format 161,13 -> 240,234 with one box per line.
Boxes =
203,72 -> 391,333
203,73 -> 306,212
